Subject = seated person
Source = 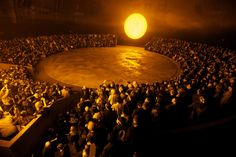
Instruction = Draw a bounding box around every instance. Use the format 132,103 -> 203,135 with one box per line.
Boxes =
0,111 -> 18,138
0,84 -> 12,112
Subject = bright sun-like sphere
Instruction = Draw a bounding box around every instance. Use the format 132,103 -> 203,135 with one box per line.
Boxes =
124,13 -> 147,39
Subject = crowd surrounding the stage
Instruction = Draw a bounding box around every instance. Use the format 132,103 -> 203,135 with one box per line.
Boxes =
41,38 -> 235,157
0,34 -> 117,140
0,34 -> 235,157
0,34 -> 117,66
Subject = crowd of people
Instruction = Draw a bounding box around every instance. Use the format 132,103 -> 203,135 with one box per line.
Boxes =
0,33 -> 235,156
0,34 -> 117,139
0,65 -> 71,139
40,37 -> 235,157
0,34 -> 117,66
145,37 -> 235,118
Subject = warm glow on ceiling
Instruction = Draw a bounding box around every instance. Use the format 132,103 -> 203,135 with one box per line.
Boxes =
124,13 -> 147,39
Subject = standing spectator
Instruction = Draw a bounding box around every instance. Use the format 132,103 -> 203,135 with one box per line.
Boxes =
61,86 -> 70,98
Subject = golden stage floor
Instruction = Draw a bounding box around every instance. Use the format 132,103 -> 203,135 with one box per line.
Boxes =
36,46 -> 180,88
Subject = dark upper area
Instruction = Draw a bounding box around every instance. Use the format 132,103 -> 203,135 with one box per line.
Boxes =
0,0 -> 236,49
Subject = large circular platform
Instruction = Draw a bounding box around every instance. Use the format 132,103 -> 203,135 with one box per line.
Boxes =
37,46 -> 180,88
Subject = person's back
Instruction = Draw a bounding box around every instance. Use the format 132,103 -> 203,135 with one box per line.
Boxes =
42,141 -> 55,157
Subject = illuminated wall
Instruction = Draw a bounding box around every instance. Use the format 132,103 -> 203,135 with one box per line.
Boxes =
0,0 -> 235,42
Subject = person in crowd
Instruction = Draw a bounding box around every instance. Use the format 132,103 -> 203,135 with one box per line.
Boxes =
0,111 -> 18,138
220,86 -> 233,106
55,143 -> 71,157
68,126 -> 79,145
189,89 -> 207,121
0,84 -> 12,112
61,86 -> 70,98
42,141 -> 55,157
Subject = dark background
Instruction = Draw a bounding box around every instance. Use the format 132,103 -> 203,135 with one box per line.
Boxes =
0,1 -> 235,154
0,0 -> 235,49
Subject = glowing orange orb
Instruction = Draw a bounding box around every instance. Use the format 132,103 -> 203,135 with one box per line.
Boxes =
124,13 -> 147,39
